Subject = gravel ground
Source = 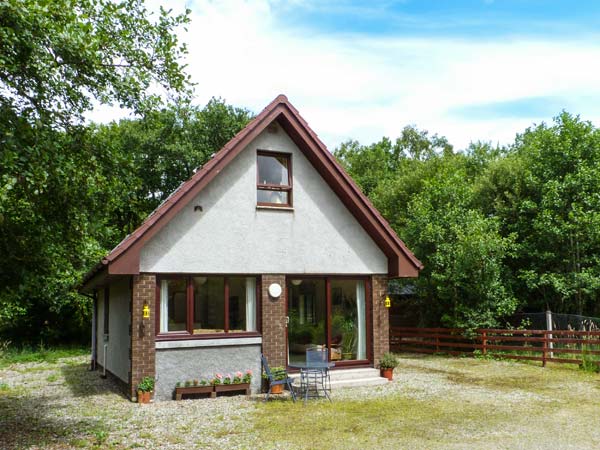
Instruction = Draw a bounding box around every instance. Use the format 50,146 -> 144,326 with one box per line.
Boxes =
1,354 -> 599,449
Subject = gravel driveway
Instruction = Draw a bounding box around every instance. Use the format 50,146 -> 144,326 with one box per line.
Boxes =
1,354 -> 599,449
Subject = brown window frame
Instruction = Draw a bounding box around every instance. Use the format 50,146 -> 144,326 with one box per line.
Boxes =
155,275 -> 261,341
256,150 -> 293,207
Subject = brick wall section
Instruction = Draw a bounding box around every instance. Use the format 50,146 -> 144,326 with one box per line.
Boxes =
261,275 -> 287,367
372,274 -> 389,366
130,274 -> 156,400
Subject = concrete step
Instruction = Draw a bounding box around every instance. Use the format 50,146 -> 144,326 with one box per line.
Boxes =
329,368 -> 382,381
290,368 -> 388,390
330,376 -> 389,389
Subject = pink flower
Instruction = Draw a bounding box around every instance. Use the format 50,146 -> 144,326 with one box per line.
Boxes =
246,369 -> 252,375
236,371 -> 243,378
215,373 -> 222,379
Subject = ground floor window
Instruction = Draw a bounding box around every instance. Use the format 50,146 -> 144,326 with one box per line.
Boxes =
158,276 -> 257,336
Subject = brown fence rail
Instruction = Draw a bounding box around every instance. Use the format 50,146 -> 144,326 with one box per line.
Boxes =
390,327 -> 600,366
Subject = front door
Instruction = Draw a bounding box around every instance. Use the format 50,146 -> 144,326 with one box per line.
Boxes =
287,277 -> 369,366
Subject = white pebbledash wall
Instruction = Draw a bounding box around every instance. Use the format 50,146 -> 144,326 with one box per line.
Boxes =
96,278 -> 130,383
140,122 -> 387,274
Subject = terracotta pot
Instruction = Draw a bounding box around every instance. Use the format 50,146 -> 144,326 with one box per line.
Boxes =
138,390 -> 151,403
270,383 -> 284,394
380,368 -> 394,381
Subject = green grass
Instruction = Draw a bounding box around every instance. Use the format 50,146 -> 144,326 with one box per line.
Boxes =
0,345 -> 88,368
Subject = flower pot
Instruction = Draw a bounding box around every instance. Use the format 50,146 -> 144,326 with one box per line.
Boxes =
138,390 -> 151,403
380,368 -> 394,381
342,352 -> 353,360
270,383 -> 284,394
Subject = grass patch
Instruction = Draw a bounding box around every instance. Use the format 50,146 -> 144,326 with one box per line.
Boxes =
0,345 -> 88,368
253,395 -> 519,449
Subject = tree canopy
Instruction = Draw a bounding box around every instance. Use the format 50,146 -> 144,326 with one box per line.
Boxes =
336,115 -> 600,330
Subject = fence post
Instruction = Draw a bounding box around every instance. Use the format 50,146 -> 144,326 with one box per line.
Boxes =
542,331 -> 547,367
546,310 -> 554,359
482,330 -> 487,356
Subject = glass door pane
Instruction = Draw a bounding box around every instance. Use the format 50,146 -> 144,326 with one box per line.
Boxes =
330,279 -> 366,361
287,279 -> 326,365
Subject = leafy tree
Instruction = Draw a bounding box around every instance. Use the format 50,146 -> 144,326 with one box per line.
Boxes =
89,98 -> 253,235
478,113 -> 600,315
0,0 -> 191,344
336,130 -> 517,330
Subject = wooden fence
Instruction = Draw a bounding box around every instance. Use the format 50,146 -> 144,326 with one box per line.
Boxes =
390,326 -> 600,366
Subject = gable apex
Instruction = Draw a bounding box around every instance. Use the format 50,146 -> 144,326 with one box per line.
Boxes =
82,95 -> 422,290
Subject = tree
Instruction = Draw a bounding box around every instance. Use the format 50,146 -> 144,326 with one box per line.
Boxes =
477,113 -> 600,315
0,0 -> 191,344
89,98 -> 253,235
336,129 -> 516,330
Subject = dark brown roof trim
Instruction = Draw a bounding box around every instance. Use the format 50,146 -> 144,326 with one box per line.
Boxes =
81,95 -> 422,288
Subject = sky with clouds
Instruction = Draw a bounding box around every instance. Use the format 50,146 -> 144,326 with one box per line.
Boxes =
96,0 -> 600,151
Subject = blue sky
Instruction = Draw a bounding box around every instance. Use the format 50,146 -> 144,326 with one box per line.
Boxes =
278,1 -> 600,38
95,0 -> 600,150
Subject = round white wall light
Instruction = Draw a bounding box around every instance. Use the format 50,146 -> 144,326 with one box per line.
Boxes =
268,283 -> 282,298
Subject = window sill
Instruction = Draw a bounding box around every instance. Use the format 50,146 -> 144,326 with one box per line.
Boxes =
256,205 -> 294,212
156,335 -> 262,349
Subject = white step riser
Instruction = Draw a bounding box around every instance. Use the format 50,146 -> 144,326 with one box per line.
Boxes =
290,369 -> 388,389
331,378 -> 389,389
291,368 -> 382,382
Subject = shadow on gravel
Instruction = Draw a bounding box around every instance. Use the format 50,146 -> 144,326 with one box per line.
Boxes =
61,361 -> 125,398
0,392 -> 105,448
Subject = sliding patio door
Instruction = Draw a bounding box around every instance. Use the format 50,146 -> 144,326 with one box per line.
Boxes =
287,277 -> 369,366
287,279 -> 326,365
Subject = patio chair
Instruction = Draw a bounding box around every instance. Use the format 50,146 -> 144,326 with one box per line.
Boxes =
305,347 -> 331,396
261,354 -> 297,402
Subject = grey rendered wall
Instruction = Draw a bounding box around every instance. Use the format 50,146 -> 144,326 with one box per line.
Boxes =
154,343 -> 262,401
97,279 -> 130,383
140,122 -> 387,274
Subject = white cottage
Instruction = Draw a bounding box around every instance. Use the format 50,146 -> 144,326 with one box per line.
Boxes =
81,95 -> 422,401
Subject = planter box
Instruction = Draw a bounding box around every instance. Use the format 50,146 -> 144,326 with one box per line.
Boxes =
214,383 -> 251,398
175,385 -> 215,400
175,383 -> 251,400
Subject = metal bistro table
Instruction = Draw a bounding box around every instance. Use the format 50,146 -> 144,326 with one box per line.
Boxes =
288,361 -> 335,403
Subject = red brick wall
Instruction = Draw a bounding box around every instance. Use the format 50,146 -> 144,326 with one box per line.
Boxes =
130,274 -> 156,400
261,275 -> 287,367
372,274 -> 389,366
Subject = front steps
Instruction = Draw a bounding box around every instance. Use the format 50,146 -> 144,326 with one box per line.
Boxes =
291,367 -> 388,390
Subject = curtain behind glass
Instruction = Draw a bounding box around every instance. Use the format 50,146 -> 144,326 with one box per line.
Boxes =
356,281 -> 366,360
245,277 -> 256,331
160,280 -> 168,333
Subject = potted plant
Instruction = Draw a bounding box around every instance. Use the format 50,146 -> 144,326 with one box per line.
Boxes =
341,319 -> 356,360
341,332 -> 356,360
137,376 -> 154,403
262,367 -> 286,394
378,352 -> 399,381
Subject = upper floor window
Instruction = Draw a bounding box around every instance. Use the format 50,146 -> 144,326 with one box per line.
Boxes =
257,151 -> 292,207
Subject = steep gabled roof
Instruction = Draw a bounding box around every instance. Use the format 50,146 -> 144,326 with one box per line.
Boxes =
82,95 -> 422,289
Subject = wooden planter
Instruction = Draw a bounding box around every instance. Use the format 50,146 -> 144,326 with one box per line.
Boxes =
380,368 -> 394,381
214,383 -> 251,398
175,385 -> 215,400
175,383 -> 251,400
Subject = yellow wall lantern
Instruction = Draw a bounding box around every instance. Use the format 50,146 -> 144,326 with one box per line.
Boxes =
143,304 -> 150,319
384,295 -> 391,308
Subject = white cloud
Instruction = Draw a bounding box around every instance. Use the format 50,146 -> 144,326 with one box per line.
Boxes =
92,0 -> 600,151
